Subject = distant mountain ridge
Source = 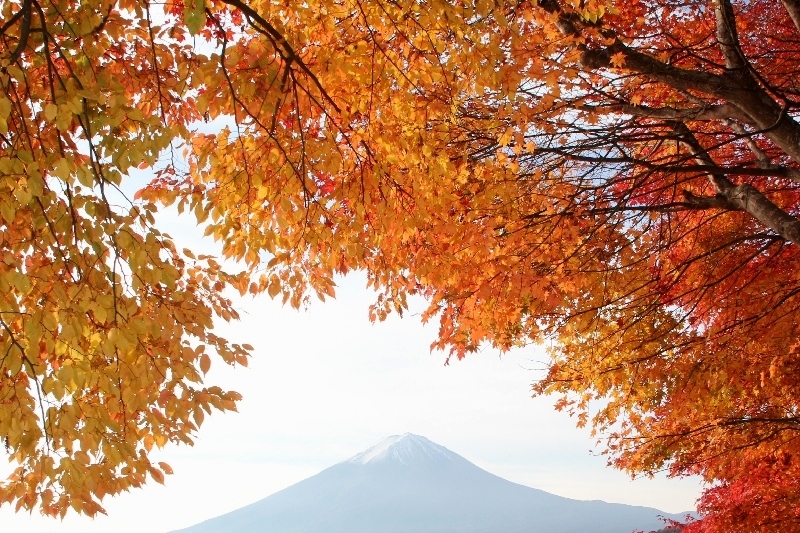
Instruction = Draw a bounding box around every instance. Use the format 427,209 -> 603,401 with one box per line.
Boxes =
172,433 -> 691,533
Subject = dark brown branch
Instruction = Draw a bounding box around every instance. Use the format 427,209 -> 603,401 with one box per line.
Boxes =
722,119 -> 800,183
715,0 -> 748,71
680,190 -> 738,210
0,2 -> 27,37
673,122 -> 800,246
580,40 -> 729,96
573,103 -> 752,124
7,0 -> 32,65
537,0 -> 582,36
219,0 -> 341,114
524,141 -> 800,180
573,15 -> 800,165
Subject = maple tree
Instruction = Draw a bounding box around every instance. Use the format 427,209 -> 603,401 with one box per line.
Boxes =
2,0 -> 800,529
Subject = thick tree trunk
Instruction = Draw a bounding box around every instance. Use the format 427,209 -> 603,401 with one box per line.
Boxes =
781,0 -> 800,32
728,184 -> 800,244
713,0 -> 800,167
673,123 -> 800,246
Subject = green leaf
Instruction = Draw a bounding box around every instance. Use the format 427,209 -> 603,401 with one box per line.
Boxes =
184,0 -> 206,36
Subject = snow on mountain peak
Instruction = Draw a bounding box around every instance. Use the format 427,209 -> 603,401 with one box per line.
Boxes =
347,433 -> 457,465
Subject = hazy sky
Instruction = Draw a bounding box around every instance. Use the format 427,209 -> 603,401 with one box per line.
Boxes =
1,206 -> 703,532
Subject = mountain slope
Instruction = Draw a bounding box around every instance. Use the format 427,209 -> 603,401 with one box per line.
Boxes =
172,434 -> 689,533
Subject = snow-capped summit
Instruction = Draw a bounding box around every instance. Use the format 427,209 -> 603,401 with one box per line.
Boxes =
346,433 -> 457,465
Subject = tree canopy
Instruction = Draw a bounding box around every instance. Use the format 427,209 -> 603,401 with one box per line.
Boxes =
2,0 -> 800,530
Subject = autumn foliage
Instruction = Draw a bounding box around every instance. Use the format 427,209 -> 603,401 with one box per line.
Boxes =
2,0 -> 800,529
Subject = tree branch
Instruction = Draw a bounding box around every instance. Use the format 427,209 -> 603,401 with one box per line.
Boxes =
580,40 -> 729,96
575,20 -> 800,166
7,0 -> 32,65
673,122 -> 800,245
781,0 -> 800,32
573,102 -> 752,124
219,0 -> 341,114
714,0 -> 748,71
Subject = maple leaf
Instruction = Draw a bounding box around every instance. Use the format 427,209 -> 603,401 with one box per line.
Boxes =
609,51 -> 626,68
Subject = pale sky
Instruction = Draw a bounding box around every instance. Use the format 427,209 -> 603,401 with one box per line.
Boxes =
1,205 -> 703,532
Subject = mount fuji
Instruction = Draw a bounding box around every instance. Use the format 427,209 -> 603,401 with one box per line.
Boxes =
172,433 -> 689,533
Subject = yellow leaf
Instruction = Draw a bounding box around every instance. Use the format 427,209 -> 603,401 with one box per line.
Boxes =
0,97 -> 11,119
498,128 -> 514,147
44,103 -> 58,122
609,52 -> 626,68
